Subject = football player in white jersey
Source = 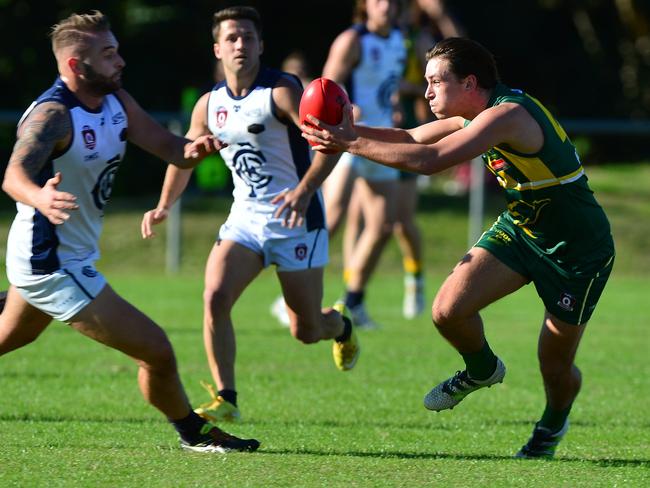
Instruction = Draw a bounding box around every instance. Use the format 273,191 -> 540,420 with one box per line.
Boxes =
141,6 -> 360,423
320,0 -> 407,329
0,10 -> 259,453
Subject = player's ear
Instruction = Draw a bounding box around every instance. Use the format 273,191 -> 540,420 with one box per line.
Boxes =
68,57 -> 83,75
463,74 -> 477,91
213,43 -> 222,60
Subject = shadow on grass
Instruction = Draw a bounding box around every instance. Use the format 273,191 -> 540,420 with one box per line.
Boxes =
260,447 -> 650,467
0,414 -> 647,467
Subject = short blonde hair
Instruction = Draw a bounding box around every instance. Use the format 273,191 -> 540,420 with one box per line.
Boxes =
50,10 -> 111,55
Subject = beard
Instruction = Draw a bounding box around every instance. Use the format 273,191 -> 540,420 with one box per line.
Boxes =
81,62 -> 122,96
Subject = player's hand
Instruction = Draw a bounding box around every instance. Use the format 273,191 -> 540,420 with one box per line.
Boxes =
184,135 -> 228,161
271,187 -> 312,229
301,104 -> 356,153
34,172 -> 79,225
141,207 -> 169,239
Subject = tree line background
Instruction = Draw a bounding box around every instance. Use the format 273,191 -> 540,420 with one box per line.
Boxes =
0,0 -> 649,197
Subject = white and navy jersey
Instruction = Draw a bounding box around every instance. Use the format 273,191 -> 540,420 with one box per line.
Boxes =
347,24 -> 406,127
207,67 -> 324,232
6,77 -> 127,275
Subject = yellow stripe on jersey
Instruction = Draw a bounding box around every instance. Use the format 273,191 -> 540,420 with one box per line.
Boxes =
526,95 -> 568,142
495,147 -> 585,191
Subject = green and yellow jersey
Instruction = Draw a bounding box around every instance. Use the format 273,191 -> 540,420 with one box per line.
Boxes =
470,83 -> 613,264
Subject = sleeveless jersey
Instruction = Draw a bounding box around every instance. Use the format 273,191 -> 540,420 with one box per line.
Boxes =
206,67 -> 324,231
474,83 -> 612,261
7,78 -> 127,274
347,24 -> 406,127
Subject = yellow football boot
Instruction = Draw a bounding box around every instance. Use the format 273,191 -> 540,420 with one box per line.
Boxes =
332,302 -> 360,371
194,381 -> 241,423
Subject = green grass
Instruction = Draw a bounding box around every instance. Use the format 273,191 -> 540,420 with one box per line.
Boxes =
0,164 -> 649,486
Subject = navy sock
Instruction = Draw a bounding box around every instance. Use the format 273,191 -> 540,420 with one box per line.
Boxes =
539,404 -> 572,432
169,410 -> 207,444
219,389 -> 238,407
344,290 -> 364,309
335,315 -> 352,342
461,341 -> 498,381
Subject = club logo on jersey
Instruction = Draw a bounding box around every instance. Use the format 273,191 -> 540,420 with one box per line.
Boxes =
81,266 -> 98,278
232,143 -> 272,197
377,74 -> 399,110
557,292 -> 576,312
112,112 -> 125,125
91,155 -> 121,210
216,106 -> 228,128
233,105 -> 241,112
81,125 -> 96,150
295,243 -> 308,261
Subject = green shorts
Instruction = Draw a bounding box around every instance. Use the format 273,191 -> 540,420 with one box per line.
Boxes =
476,214 -> 615,325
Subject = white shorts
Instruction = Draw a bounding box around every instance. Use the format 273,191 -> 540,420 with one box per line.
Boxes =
339,152 -> 400,181
218,212 -> 328,272
7,259 -> 107,322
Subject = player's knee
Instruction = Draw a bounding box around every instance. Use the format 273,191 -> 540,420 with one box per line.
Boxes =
431,298 -> 458,331
139,332 -> 177,374
203,287 -> 235,316
539,359 -> 580,381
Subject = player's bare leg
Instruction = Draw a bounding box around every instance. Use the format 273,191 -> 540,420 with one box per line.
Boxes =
393,177 -> 425,319
344,178 -> 398,328
0,287 -> 52,355
69,284 -> 191,419
515,312 -> 585,458
71,284 -> 259,452
278,267 -> 359,371
424,247 -> 528,411
197,240 -> 263,422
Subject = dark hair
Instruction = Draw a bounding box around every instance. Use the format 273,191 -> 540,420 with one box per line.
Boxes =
426,37 -> 500,89
50,10 -> 110,55
212,6 -> 262,42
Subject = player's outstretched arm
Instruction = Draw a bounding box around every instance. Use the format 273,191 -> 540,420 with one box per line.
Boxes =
118,89 -> 224,169
2,102 -> 79,224
303,104 -> 515,175
141,94 -> 215,239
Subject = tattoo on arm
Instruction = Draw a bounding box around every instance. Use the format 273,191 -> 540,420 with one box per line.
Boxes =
8,102 -> 71,181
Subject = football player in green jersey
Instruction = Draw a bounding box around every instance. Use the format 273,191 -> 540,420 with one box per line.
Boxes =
301,37 -> 615,459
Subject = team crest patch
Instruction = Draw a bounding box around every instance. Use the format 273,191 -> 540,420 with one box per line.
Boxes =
216,106 -> 228,128
557,292 -> 576,312
295,243 -> 308,261
81,125 -> 96,150
489,158 -> 508,172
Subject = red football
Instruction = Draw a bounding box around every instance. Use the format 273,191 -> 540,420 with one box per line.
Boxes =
299,77 -> 349,153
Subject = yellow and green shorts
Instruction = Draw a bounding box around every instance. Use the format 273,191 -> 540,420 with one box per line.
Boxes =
475,215 -> 614,325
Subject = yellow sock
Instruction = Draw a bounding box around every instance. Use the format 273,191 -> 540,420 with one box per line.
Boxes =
343,268 -> 352,285
403,257 -> 421,276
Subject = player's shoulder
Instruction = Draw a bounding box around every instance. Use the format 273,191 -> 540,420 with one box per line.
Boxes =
256,67 -> 301,93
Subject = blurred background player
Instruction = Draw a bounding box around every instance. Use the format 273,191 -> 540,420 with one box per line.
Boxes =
393,0 -> 464,319
141,6 -> 359,423
0,10 -> 258,453
320,0 -> 406,329
281,50 -> 314,89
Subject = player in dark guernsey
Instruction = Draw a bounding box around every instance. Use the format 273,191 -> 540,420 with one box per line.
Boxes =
301,37 -> 614,459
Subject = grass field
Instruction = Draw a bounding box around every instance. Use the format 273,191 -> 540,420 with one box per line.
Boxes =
0,164 -> 649,486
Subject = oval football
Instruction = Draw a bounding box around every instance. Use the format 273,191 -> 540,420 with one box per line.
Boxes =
299,77 -> 349,127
